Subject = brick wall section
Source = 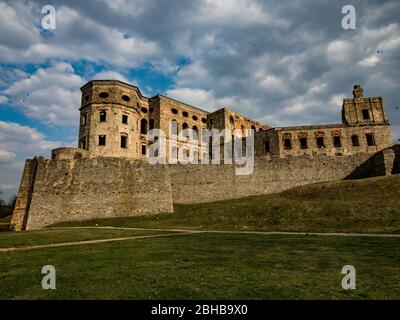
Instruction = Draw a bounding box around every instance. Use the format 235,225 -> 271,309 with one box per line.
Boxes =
17,157 -> 173,230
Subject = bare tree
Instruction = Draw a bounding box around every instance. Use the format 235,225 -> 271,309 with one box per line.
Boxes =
8,195 -> 17,208
0,191 -> 5,207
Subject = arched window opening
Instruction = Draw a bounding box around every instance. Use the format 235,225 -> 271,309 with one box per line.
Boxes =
170,120 -> 178,135
140,119 -> 148,134
193,126 -> 199,140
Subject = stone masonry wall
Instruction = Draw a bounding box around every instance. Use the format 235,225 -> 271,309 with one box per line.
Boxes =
169,153 -> 377,204
10,158 -> 38,231
13,157 -> 173,231
11,146 -> 399,230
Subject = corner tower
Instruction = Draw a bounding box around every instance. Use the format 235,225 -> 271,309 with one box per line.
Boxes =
342,84 -> 390,127
79,80 -> 149,159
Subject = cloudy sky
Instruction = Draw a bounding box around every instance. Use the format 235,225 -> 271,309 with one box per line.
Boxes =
0,0 -> 399,199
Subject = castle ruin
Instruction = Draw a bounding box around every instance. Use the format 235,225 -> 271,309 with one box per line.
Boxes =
10,81 -> 397,231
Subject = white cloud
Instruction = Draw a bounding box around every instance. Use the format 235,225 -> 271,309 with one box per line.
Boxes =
0,3 -> 160,66
0,150 -> 17,162
3,62 -> 84,125
0,95 -> 8,104
358,55 -> 380,67
0,1 -> 38,49
194,0 -> 289,28
166,87 -> 261,115
92,71 -> 129,83
0,121 -> 62,198
165,87 -> 216,110
0,121 -> 61,154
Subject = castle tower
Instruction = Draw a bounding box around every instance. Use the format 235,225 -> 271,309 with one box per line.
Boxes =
342,84 -> 390,127
79,80 -> 150,159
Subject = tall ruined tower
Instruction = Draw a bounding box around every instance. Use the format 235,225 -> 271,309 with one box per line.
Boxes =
79,80 -> 151,159
342,84 -> 390,127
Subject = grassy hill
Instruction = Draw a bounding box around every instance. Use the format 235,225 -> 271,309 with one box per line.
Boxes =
54,174 -> 400,234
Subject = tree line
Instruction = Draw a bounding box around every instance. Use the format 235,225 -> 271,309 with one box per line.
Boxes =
0,191 -> 16,218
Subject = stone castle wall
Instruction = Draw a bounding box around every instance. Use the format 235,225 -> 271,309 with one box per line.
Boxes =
11,157 -> 173,231
168,153 -> 377,204
11,146 -> 400,231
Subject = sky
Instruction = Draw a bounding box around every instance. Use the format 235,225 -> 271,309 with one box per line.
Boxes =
0,0 -> 399,200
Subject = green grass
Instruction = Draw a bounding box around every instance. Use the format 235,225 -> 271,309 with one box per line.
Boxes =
0,233 -> 399,299
54,174 -> 400,234
0,215 -> 11,232
1,175 -> 399,299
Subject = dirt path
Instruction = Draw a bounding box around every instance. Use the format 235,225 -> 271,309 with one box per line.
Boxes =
2,226 -> 399,253
0,231 -> 199,253
51,226 -> 400,238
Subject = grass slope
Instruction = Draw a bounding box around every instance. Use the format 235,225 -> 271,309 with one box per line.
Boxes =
1,175 -> 400,299
1,233 -> 399,299
54,174 -> 400,234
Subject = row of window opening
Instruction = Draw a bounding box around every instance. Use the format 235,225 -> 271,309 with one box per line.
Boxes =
279,133 -> 375,150
171,108 -> 207,123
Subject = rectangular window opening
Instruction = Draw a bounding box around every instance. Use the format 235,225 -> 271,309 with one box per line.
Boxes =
82,113 -> 87,126
300,138 -> 308,149
264,140 -> 270,153
351,135 -> 360,147
333,136 -> 341,148
121,135 -> 128,148
366,133 -> 375,146
99,111 -> 107,122
98,135 -> 106,146
316,137 -> 325,148
284,138 -> 292,149
362,109 -> 370,120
